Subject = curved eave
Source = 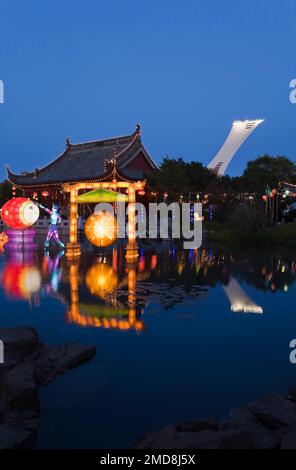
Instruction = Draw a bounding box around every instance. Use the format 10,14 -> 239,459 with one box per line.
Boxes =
8,168 -> 144,188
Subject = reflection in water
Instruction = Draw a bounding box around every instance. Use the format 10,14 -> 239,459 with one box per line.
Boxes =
2,251 -> 41,300
85,263 -> 118,299
67,259 -> 144,331
1,243 -> 296,326
223,278 -> 263,314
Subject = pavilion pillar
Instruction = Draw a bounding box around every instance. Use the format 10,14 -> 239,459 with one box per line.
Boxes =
125,183 -> 138,261
66,188 -> 81,258
128,263 -> 136,327
67,261 -> 80,323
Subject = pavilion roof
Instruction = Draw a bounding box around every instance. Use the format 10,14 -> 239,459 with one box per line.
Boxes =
6,124 -> 157,187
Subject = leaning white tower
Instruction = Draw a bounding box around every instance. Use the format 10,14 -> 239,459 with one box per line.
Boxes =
207,119 -> 264,176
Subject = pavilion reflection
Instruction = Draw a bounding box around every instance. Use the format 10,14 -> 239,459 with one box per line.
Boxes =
66,248 -> 144,331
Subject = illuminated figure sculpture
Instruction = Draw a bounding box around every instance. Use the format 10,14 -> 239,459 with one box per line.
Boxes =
37,203 -> 65,250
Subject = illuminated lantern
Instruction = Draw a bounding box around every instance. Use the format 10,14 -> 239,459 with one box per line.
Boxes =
42,191 -> 49,197
138,190 -> 145,196
85,263 -> 118,299
1,198 -> 40,230
2,263 -> 41,299
84,211 -> 117,247
262,195 -> 268,202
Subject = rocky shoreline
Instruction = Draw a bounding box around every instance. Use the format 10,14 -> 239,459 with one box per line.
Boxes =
0,326 -> 96,449
138,390 -> 296,449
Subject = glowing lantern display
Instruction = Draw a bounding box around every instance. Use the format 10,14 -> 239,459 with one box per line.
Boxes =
42,191 -> 49,197
262,195 -> 268,202
85,263 -> 118,299
84,211 -> 117,247
1,198 -> 40,230
2,263 -> 41,299
138,190 -> 145,196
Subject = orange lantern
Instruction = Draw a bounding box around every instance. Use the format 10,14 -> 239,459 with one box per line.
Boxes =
42,191 -> 49,197
84,211 -> 117,247
85,263 -> 118,299
1,198 -> 40,230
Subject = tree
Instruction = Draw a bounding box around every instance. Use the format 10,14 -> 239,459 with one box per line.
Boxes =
147,157 -> 217,199
0,180 -> 14,203
241,155 -> 296,192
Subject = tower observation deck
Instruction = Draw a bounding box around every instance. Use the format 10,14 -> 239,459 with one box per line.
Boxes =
207,119 -> 264,176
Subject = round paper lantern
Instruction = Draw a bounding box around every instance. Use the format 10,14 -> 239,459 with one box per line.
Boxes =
1,198 -> 40,230
85,263 -> 118,299
84,211 -> 117,247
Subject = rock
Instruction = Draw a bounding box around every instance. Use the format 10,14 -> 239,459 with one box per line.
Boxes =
138,425 -> 176,449
217,430 -> 255,449
173,430 -> 222,449
248,395 -> 296,430
138,427 -> 256,450
0,419 -> 38,449
0,370 -> 7,422
0,326 -> 96,449
288,386 -> 296,401
0,327 -> 39,362
31,344 -> 96,385
281,432 -> 296,449
176,417 -> 219,432
5,363 -> 38,412
221,407 -> 280,449
53,344 -> 96,371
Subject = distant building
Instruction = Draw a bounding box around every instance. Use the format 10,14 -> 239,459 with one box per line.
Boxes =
208,119 -> 264,176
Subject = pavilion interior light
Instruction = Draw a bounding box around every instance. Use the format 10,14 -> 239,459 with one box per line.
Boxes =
84,212 -> 117,248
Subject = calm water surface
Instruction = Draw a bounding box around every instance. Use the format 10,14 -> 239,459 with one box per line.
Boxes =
0,240 -> 296,448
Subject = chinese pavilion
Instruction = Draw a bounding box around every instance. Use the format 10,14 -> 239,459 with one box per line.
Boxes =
6,124 -> 156,198
6,124 -> 157,258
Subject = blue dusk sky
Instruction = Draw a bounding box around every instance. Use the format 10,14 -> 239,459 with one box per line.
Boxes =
0,0 -> 295,179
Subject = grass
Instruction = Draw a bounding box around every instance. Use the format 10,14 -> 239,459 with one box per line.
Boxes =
204,222 -> 296,247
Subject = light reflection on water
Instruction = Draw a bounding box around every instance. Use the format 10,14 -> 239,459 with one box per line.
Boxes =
0,241 -> 296,448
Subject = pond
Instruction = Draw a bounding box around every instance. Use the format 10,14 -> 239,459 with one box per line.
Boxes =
0,240 -> 295,448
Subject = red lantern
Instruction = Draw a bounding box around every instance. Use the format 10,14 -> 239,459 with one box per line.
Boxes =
1,198 -> 40,230
271,189 -> 277,196
262,195 -> 268,202
33,192 -> 38,199
138,190 -> 145,196
42,191 -> 49,197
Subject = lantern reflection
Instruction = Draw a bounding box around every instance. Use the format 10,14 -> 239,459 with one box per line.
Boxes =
85,263 -> 118,299
2,262 -> 41,300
